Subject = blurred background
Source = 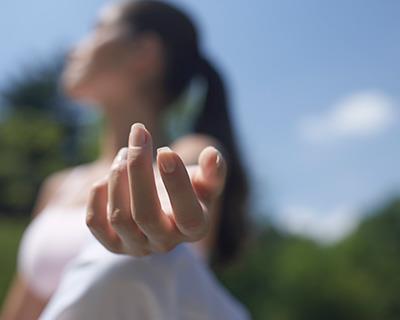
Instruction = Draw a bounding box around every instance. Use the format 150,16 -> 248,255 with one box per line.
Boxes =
0,0 -> 399,319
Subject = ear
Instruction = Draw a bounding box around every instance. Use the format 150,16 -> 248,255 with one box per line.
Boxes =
130,32 -> 165,79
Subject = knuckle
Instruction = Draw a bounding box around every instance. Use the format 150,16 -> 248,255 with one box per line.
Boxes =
141,250 -> 151,256
181,216 -> 205,232
133,213 -> 158,229
107,244 -> 123,254
152,241 -> 176,253
86,209 -> 99,228
183,217 -> 209,241
130,248 -> 151,257
93,235 -> 122,254
108,208 -> 129,227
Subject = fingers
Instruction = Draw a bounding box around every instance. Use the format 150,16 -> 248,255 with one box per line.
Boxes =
157,147 -> 208,240
88,124 -> 226,257
86,176 -> 122,253
192,146 -> 227,205
107,148 -> 149,256
127,123 -> 174,242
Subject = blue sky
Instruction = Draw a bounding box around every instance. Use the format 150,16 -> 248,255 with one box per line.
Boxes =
1,0 -> 399,242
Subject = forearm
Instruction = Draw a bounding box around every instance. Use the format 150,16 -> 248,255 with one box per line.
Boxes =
1,274 -> 47,320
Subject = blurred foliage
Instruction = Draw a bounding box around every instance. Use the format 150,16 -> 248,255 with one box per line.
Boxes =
0,57 -> 100,214
0,110 -> 66,212
1,57 -> 399,320
218,198 -> 400,320
0,217 -> 29,303
1,59 -> 61,113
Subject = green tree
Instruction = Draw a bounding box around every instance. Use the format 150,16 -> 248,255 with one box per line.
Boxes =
218,198 -> 400,320
0,56 -> 100,214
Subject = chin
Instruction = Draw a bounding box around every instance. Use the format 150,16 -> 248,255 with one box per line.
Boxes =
61,62 -> 92,97
61,71 -> 90,102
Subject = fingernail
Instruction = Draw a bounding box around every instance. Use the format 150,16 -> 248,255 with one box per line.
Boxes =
157,147 -> 176,173
208,147 -> 222,170
111,148 -> 128,168
214,149 -> 222,168
129,123 -> 147,147
117,148 -> 128,161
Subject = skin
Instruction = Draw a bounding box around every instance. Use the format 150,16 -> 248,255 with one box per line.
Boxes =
87,126 -> 226,257
1,3 -> 226,320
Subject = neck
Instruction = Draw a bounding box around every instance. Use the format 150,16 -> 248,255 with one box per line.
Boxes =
97,94 -> 167,165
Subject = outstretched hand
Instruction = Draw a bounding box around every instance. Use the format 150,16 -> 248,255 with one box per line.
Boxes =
86,123 -> 227,256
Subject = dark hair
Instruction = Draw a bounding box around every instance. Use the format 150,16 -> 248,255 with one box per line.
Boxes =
119,0 -> 249,267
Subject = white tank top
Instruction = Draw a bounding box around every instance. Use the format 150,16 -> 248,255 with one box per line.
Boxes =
17,205 -> 90,299
40,240 -> 250,320
17,167 -> 92,300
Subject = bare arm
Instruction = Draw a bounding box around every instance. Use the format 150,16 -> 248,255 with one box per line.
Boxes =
0,274 -> 49,320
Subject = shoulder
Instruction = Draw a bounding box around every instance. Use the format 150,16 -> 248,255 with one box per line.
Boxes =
32,164 -> 90,216
40,169 -> 71,194
171,134 -> 223,165
42,162 -> 95,191
31,169 -> 69,216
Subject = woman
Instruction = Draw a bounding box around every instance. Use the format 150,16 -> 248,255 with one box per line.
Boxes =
1,1 -> 249,319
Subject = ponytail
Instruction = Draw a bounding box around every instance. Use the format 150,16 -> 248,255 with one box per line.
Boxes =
119,0 -> 250,267
194,58 -> 233,155
194,57 -> 250,267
